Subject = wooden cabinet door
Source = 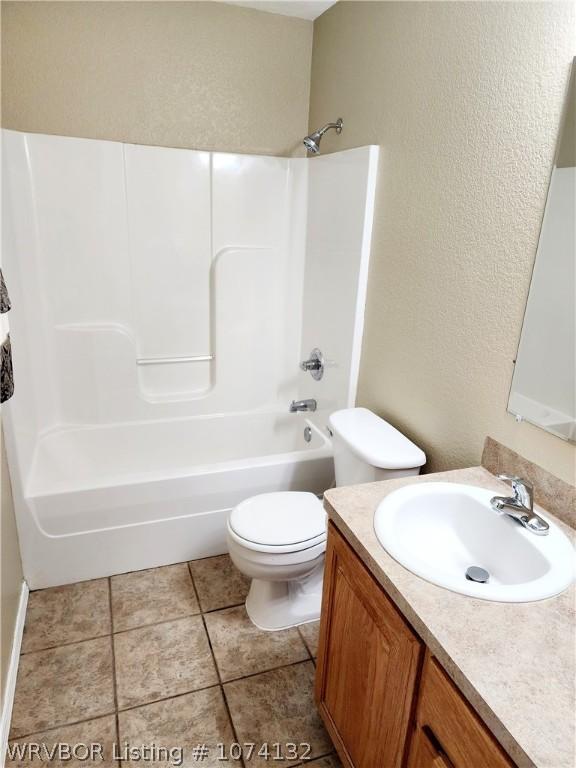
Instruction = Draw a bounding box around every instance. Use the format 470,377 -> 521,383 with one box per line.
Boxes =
315,523 -> 423,768
407,654 -> 515,768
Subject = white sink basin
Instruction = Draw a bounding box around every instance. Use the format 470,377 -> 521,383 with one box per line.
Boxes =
374,482 -> 575,602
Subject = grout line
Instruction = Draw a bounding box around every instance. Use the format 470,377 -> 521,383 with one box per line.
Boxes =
187,559 -> 208,613
107,561 -> 193,584
200,615 -> 241,729
219,682 -> 246,768
200,613 -> 222,686
221,658 -> 314,687
111,603 -> 250,631
9,710 -> 118,742
189,561 -> 243,752
219,687 -> 245,768
189,563 -> 245,768
26,576 -> 111,595
114,716 -> 121,768
116,682 -> 223,715
186,562 -> 203,619
107,578 -> 121,767
112,610 -> 203,637
20,632 -> 112,656
188,552 -> 230,564
296,626 -> 315,662
202,601 -> 246,615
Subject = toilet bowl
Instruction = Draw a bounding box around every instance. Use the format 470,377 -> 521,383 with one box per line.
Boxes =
227,408 -> 426,631
227,491 -> 326,630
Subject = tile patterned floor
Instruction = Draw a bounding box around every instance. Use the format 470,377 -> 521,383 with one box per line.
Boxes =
8,556 -> 339,767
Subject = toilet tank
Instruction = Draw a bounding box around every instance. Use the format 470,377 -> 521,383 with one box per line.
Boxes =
329,408 -> 426,486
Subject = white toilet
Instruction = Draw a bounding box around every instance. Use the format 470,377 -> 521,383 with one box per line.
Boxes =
227,407 -> 426,630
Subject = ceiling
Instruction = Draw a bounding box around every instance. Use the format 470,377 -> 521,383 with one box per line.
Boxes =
226,1 -> 338,21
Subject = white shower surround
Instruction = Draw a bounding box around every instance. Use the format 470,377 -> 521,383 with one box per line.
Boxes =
2,129 -> 378,588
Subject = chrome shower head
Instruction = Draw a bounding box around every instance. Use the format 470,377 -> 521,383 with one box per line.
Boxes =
303,133 -> 322,154
303,118 -> 343,155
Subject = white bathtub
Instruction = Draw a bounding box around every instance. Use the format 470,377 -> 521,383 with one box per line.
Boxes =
18,413 -> 333,588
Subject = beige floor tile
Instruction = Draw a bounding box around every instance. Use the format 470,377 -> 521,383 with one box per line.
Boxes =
205,605 -> 309,681
114,615 -> 218,709
10,637 -> 115,739
111,563 -> 199,631
189,554 -> 250,612
224,661 -> 332,765
298,621 -> 320,658
118,687 -> 234,767
7,715 -> 118,767
21,580 -> 111,654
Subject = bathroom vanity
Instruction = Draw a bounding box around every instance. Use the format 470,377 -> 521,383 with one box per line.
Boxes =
316,465 -> 575,768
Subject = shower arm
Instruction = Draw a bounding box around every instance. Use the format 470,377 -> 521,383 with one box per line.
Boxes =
317,119 -> 343,138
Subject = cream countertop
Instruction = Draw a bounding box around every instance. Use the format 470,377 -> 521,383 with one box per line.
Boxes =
323,466 -> 575,768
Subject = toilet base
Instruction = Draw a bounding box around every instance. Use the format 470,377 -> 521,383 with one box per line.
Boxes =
245,561 -> 324,631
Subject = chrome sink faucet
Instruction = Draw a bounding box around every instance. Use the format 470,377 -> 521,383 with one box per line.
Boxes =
289,399 -> 317,413
490,475 -> 549,535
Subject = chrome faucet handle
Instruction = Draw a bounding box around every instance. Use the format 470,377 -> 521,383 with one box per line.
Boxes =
299,348 -> 324,381
300,359 -> 322,372
498,474 -> 533,510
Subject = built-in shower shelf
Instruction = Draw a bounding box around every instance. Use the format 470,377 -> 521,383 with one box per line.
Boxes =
136,355 -> 215,366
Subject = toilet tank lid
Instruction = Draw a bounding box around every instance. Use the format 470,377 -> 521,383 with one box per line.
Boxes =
329,408 -> 426,470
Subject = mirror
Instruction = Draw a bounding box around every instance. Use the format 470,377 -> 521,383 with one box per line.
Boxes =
508,60 -> 576,443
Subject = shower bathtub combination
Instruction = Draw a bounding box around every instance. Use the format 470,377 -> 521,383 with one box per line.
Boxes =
2,129 -> 378,589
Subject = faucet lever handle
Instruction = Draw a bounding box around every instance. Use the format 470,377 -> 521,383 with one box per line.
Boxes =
300,359 -> 322,372
497,474 -> 533,507
299,348 -> 324,380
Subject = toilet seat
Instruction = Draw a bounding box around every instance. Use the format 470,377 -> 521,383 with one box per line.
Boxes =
228,492 -> 326,554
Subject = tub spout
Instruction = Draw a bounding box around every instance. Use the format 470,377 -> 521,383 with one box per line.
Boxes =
289,399 -> 317,413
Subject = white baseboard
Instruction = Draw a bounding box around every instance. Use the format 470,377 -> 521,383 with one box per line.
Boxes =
0,581 -> 28,762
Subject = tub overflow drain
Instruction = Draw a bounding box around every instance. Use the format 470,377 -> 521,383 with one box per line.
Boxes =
465,566 -> 490,583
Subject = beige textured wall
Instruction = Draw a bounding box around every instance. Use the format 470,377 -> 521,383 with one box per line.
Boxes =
310,1 -> 576,483
1,1 -> 312,155
1,426 -> 23,705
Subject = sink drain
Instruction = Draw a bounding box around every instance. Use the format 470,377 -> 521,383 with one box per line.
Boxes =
465,566 -> 490,583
